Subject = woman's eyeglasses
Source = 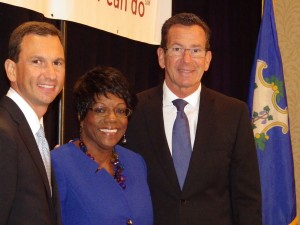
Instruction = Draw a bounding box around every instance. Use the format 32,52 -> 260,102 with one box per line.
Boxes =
89,106 -> 132,118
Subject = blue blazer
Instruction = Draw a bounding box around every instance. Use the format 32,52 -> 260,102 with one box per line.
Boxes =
51,142 -> 153,225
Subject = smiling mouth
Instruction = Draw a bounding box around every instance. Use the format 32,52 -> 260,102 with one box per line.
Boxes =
99,129 -> 118,134
178,68 -> 194,73
38,84 -> 55,89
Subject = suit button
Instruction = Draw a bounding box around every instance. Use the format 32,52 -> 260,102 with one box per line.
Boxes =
127,219 -> 133,225
180,199 -> 188,205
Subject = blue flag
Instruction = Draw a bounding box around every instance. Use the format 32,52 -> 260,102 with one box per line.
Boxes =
248,0 -> 298,224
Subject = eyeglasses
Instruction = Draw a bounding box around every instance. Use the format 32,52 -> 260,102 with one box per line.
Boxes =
89,106 -> 132,118
164,47 -> 207,58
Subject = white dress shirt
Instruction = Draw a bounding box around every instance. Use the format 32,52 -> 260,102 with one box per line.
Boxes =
162,82 -> 201,155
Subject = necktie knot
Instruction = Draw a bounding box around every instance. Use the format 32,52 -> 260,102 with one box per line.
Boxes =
36,126 -> 46,138
173,99 -> 188,111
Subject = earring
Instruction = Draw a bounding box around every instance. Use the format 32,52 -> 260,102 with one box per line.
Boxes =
79,125 -> 84,142
122,134 -> 127,144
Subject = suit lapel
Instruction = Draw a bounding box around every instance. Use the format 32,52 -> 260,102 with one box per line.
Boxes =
19,123 -> 52,196
184,86 -> 216,190
1,96 -> 52,198
142,86 -> 180,190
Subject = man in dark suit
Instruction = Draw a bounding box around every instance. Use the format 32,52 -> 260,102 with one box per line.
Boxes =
0,21 -> 65,225
126,13 -> 262,225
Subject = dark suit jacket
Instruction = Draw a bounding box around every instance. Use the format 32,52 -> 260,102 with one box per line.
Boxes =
0,96 -> 61,225
126,84 -> 262,225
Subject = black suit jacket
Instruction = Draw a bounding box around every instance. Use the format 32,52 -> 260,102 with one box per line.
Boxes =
0,96 -> 61,225
126,84 -> 262,225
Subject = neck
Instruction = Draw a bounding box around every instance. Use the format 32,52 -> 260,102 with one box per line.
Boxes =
165,81 -> 200,98
34,107 -> 48,120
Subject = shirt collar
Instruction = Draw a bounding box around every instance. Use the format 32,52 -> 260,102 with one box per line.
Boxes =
163,81 -> 201,108
7,87 -> 43,134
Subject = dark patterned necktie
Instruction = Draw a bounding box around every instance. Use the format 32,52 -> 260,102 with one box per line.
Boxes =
172,99 -> 192,189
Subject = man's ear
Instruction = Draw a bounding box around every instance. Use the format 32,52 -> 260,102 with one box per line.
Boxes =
4,59 -> 17,82
157,47 -> 166,69
204,50 -> 212,71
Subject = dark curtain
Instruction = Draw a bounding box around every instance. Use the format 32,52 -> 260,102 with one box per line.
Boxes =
0,1 -> 261,148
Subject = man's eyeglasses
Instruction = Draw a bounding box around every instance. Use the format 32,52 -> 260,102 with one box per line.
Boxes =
164,47 -> 207,58
89,106 -> 132,118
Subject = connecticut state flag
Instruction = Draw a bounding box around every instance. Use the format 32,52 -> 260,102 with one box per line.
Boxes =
248,0 -> 298,225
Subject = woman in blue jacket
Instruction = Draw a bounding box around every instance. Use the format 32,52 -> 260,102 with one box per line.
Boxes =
51,66 -> 153,225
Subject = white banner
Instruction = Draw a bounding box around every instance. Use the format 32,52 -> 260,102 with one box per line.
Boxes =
0,0 -> 171,45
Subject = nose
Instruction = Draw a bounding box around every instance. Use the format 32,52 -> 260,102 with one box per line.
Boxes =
44,63 -> 57,80
105,109 -> 118,121
182,49 -> 192,62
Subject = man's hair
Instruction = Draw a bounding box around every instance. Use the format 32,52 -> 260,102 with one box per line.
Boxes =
160,13 -> 211,50
8,21 -> 63,62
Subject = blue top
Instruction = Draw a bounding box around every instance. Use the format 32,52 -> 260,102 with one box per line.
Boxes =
51,142 -> 153,225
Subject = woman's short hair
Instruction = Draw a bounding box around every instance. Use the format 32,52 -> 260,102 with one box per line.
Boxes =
74,66 -> 136,121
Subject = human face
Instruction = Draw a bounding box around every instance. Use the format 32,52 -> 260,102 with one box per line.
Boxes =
81,93 -> 128,153
157,24 -> 212,98
5,34 -> 65,118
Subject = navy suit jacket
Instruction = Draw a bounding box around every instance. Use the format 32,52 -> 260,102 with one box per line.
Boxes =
126,84 -> 262,225
0,96 -> 61,225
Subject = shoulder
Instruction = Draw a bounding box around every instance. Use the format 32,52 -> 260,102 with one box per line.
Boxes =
0,97 -> 33,144
200,86 -> 251,124
0,96 -> 23,115
203,86 -> 246,105
115,145 -> 148,177
0,96 -> 26,126
0,97 -> 31,148
115,145 -> 146,165
0,108 -> 16,136
131,84 -> 163,116
51,142 -> 86,177
115,145 -> 143,159
202,86 -> 249,112
51,141 -> 78,160
136,84 -> 163,103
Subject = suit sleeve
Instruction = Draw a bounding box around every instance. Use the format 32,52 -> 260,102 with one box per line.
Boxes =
0,127 -> 18,223
230,103 -> 262,224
